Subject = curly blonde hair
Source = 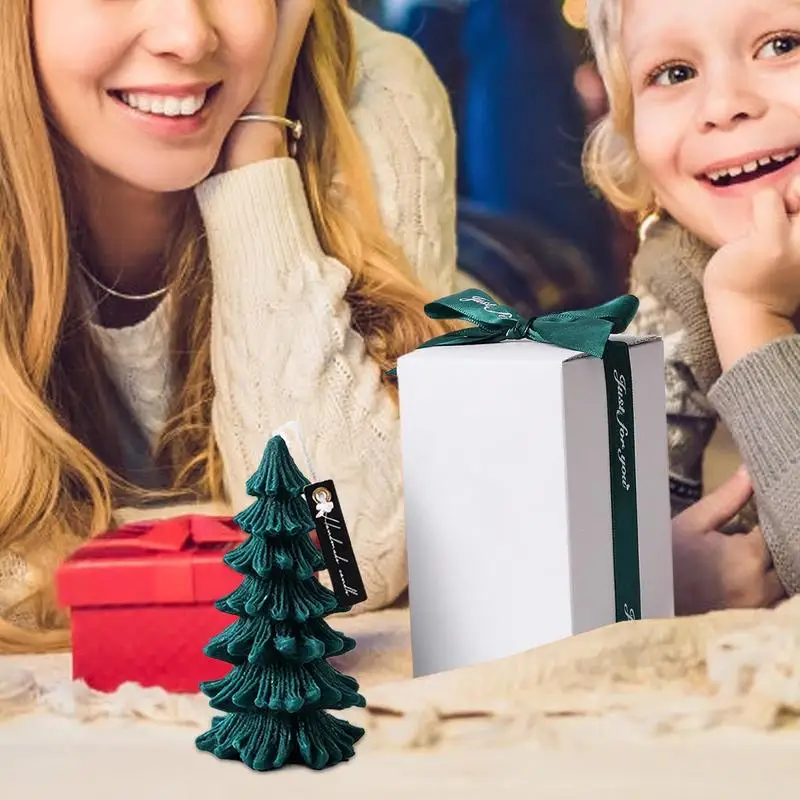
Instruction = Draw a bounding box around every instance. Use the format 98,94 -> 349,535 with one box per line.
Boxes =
0,1 -> 451,652
583,0 -> 657,217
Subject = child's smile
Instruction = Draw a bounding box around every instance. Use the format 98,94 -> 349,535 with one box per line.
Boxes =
700,145 -> 800,188
622,0 -> 800,246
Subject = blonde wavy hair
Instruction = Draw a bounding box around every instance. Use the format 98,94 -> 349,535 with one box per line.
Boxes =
583,0 -> 657,218
0,0 -> 451,653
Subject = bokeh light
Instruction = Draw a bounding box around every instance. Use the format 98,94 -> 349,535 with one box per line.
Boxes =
563,0 -> 587,29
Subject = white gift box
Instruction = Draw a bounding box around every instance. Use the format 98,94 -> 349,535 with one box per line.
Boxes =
397,332 -> 674,678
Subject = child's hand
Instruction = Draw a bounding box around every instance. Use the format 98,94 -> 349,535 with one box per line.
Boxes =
671,469 -> 785,615
703,183 -> 800,320
702,185 -> 800,370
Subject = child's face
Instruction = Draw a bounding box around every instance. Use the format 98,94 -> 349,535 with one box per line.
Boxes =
623,0 -> 800,247
33,0 -> 275,193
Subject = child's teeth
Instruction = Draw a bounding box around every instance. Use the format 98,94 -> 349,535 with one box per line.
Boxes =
706,147 -> 800,183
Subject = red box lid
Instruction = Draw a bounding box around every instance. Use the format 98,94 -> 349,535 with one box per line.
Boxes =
56,515 -> 246,608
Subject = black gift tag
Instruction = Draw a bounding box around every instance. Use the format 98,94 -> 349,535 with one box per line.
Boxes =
303,479 -> 367,608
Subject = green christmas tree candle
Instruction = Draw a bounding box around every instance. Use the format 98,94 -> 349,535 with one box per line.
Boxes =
195,434 -> 366,771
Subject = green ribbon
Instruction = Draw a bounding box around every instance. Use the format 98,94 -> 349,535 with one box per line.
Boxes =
602,340 -> 642,622
387,290 -> 638,373
391,289 -> 643,622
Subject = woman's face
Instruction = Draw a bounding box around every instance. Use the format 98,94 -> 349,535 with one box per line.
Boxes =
33,0 -> 275,193
622,0 -> 800,247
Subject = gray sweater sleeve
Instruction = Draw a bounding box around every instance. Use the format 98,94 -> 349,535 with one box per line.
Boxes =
708,335 -> 800,594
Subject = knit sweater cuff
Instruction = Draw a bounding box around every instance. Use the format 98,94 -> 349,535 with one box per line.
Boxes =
194,158 -> 328,288
708,335 -> 800,487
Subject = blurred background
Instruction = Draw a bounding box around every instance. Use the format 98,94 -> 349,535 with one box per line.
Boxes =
351,0 -> 638,318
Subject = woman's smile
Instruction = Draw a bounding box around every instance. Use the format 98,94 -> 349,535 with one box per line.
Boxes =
106,82 -> 224,140
33,0 -> 273,191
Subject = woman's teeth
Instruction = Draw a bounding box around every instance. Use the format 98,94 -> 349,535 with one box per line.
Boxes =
705,148 -> 799,186
118,91 -> 206,117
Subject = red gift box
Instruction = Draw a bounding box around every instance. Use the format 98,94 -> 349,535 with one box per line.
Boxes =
56,514 -> 247,694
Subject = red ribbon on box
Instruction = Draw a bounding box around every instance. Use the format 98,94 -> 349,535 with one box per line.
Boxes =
57,515 -> 247,608
79,514 -> 246,553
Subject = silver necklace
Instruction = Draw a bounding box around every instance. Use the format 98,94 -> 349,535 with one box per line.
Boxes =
77,257 -> 169,301
73,112 -> 302,302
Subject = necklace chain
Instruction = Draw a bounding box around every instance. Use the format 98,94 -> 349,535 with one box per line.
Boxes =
77,257 -> 170,302
71,113 -> 302,303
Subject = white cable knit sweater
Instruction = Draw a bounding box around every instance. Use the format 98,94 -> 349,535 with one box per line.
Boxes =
0,14 -> 457,621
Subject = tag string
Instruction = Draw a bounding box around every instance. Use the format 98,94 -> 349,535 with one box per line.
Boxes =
271,420 -> 317,483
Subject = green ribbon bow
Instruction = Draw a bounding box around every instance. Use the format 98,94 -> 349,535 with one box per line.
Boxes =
388,290 -> 639,375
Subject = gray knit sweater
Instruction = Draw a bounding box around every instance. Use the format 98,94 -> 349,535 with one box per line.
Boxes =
629,216 -> 800,595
